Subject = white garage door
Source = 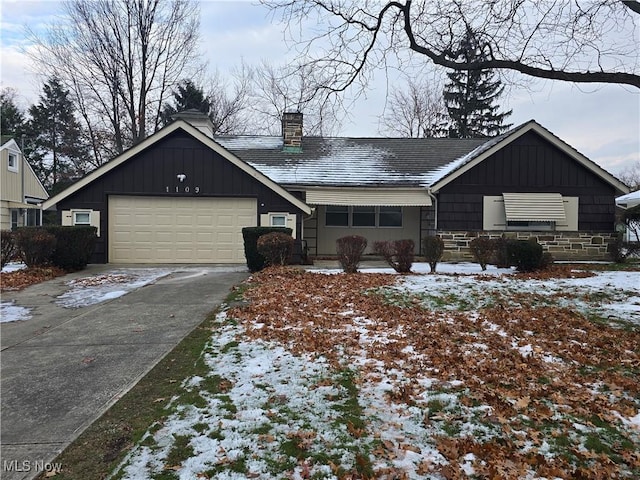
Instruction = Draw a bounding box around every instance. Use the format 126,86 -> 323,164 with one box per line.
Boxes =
109,196 -> 256,263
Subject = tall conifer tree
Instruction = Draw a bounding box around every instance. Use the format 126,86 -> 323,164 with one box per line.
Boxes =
0,88 -> 26,139
161,80 -> 212,126
443,28 -> 512,138
27,77 -> 88,193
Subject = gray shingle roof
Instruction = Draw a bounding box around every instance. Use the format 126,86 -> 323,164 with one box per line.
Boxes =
215,135 -> 488,188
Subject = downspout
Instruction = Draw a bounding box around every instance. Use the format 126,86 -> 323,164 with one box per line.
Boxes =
21,135 -> 26,227
20,135 -> 26,204
427,188 -> 438,234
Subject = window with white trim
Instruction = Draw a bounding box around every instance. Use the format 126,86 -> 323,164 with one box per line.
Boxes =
8,152 -> 18,172
483,195 -> 578,231
73,211 -> 91,225
326,205 -> 349,227
11,210 -> 19,230
379,206 -> 403,227
352,206 -> 376,227
269,214 -> 287,227
325,206 -> 403,228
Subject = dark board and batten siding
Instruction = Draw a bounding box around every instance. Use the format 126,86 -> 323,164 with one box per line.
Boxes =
57,130 -> 306,263
437,131 -> 617,232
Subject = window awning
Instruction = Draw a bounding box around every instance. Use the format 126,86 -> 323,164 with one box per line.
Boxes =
306,188 -> 432,206
502,193 -> 566,222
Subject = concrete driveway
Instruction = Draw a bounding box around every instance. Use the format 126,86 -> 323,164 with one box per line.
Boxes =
0,264 -> 248,480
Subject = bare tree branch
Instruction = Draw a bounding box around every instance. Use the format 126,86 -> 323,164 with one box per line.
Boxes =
28,0 -> 202,160
262,0 -> 640,94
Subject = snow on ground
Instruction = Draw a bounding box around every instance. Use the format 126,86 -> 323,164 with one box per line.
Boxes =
111,263 -> 640,479
1,262 -> 26,273
0,266 -> 248,321
391,265 -> 640,325
0,301 -> 32,323
55,268 -> 175,308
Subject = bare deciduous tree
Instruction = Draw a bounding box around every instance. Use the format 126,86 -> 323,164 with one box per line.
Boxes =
619,161 -> 640,191
207,67 -> 253,135
30,0 -> 202,162
247,61 -> 342,136
262,0 -> 640,98
380,77 -> 446,137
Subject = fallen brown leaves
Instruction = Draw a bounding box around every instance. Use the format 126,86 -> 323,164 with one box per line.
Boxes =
0,266 -> 66,292
229,266 -> 640,479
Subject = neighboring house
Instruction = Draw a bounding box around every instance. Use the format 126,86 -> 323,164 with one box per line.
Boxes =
616,190 -> 640,209
42,111 -> 629,264
616,190 -> 640,242
0,138 -> 49,231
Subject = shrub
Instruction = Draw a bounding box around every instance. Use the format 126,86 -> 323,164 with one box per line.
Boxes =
1,230 -> 19,269
257,232 -> 294,267
608,234 -> 640,263
44,226 -> 97,271
422,236 -> 444,273
507,239 -> 544,272
469,237 -> 494,271
373,239 -> 414,273
336,235 -> 367,273
15,227 -> 56,267
491,237 -> 513,268
242,226 -> 293,272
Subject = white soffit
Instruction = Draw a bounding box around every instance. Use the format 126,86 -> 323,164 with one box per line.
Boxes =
306,188 -> 432,206
502,192 -> 566,221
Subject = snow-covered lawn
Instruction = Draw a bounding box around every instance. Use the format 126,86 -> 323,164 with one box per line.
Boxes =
111,264 -> 640,479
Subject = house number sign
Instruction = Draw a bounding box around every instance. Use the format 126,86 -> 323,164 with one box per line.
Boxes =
166,173 -> 199,194
165,185 -> 200,194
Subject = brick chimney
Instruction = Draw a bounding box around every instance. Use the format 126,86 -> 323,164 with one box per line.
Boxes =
281,112 -> 303,152
171,109 -> 214,138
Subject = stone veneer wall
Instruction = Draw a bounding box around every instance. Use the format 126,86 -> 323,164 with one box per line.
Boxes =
439,231 -> 617,262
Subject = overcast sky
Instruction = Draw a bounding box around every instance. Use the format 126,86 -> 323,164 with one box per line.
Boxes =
1,0 -> 638,176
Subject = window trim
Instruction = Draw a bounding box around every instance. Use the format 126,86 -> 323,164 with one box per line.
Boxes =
325,205 -> 349,227
269,213 -> 287,227
73,211 -> 92,225
324,206 -> 404,228
7,152 -> 18,172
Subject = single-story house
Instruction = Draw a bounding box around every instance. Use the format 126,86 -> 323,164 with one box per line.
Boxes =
1,137 -> 49,230
42,111 -> 629,264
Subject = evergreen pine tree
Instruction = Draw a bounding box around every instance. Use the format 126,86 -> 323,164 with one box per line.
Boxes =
1,88 -> 26,140
161,80 -> 212,126
27,77 -> 88,193
443,28 -> 512,138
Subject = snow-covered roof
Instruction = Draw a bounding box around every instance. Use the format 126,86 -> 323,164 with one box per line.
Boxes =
217,120 -> 628,195
215,135 -> 485,187
616,190 -> 640,208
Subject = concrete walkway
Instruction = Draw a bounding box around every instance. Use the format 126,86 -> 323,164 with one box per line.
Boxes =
0,265 -> 248,480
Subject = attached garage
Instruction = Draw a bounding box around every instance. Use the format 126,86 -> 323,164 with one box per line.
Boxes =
109,196 -> 256,263
41,119 -> 312,264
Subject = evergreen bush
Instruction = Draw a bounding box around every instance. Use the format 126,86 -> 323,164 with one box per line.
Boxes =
257,232 -> 294,267
491,237 -> 513,268
15,227 -> 56,267
242,226 -> 293,272
336,235 -> 367,273
507,239 -> 544,272
1,230 -> 18,269
422,236 -> 445,273
373,239 -> 414,273
45,226 -> 97,271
